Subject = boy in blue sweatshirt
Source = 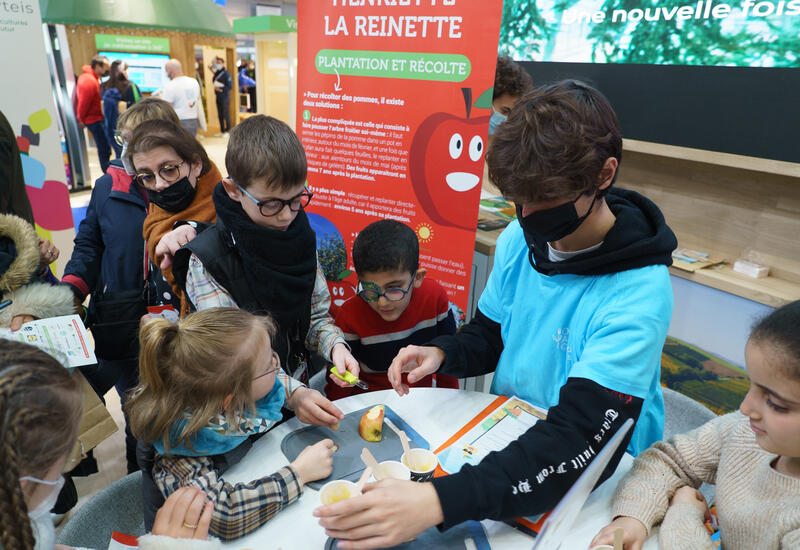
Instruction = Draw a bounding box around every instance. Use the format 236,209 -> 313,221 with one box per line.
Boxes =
316,80 -> 678,547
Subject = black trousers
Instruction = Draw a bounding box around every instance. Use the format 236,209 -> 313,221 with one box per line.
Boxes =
216,93 -> 231,133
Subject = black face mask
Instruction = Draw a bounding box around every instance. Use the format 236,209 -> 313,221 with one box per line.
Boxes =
146,176 -> 197,212
517,190 -> 604,243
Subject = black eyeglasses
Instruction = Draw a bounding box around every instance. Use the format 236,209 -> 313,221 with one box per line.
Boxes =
357,274 -> 415,303
236,182 -> 313,217
134,160 -> 185,189
253,350 -> 281,380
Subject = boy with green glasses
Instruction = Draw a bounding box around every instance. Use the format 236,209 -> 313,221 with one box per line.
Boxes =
324,219 -> 458,400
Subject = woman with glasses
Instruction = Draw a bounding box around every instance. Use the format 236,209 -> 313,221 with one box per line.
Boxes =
61,99 -> 184,480
127,118 -> 222,319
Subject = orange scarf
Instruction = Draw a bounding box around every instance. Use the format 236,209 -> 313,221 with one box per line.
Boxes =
142,161 -> 221,310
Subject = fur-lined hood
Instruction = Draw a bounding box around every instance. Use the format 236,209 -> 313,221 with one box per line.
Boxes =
0,213 -> 41,293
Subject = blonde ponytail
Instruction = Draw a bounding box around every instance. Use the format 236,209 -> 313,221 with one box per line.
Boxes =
126,307 -> 276,454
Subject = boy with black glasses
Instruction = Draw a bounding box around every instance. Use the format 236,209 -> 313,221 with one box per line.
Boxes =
171,114 -> 357,429
324,219 -> 458,400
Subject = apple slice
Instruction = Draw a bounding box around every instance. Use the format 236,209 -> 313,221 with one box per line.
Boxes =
358,405 -> 385,442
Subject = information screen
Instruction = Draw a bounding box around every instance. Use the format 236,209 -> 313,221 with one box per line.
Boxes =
99,51 -> 169,93
499,0 -> 799,67
497,1 -> 800,162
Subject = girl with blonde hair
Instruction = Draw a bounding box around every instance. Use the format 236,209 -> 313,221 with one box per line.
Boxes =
127,307 -> 335,541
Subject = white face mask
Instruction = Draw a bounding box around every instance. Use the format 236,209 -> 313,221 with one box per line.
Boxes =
120,141 -> 135,175
21,474 -> 65,521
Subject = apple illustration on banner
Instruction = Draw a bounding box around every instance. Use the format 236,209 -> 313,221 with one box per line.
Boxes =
409,88 -> 490,231
328,280 -> 357,311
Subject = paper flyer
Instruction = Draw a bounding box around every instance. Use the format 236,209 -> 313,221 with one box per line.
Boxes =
0,314 -> 96,368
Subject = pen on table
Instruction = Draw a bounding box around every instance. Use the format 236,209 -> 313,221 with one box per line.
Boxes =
0,299 -> 12,313
329,365 -> 369,390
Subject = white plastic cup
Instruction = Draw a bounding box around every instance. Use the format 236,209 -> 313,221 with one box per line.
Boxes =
319,479 -> 360,506
375,460 -> 411,481
589,545 -> 615,550
401,448 -> 438,482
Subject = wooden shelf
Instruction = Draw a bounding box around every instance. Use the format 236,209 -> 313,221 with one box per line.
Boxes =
623,139 -> 800,178
669,263 -> 800,308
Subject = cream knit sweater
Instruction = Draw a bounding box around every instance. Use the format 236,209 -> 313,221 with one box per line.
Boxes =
611,412 -> 800,549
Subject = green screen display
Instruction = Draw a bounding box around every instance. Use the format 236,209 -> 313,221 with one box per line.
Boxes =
499,0 -> 799,67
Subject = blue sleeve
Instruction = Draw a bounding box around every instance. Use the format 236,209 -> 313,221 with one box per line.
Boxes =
569,267 -> 672,400
225,71 -> 233,91
62,180 -> 107,298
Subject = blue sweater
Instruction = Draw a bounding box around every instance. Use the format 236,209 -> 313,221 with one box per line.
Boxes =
480,221 -> 671,455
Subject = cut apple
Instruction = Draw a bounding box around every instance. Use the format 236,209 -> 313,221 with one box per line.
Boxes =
358,405 -> 385,442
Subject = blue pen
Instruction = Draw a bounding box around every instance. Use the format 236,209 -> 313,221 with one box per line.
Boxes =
0,299 -> 12,312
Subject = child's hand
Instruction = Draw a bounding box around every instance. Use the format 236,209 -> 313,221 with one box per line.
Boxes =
590,516 -> 647,550
388,345 -> 445,396
330,343 -> 360,387
290,387 -> 345,427
292,439 -> 336,485
670,486 -> 709,516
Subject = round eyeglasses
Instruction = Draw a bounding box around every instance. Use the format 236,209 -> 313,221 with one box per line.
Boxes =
134,160 -> 186,189
253,350 -> 281,380
356,275 -> 415,303
236,182 -> 313,217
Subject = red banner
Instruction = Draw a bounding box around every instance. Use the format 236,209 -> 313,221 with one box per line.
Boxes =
297,1 -> 503,321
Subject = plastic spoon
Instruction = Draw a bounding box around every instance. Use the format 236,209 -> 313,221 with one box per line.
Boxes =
361,448 -> 383,480
398,430 -> 415,470
355,466 -> 373,493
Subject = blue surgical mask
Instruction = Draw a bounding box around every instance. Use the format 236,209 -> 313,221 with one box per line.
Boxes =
488,108 -> 507,136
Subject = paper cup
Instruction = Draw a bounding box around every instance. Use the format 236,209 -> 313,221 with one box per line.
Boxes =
589,546 -> 615,550
319,480 -> 360,505
401,448 -> 438,482
375,460 -> 411,481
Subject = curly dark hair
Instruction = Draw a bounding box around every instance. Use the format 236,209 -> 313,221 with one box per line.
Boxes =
750,300 -> 800,378
353,220 -> 419,276
487,79 -> 622,204
493,55 -> 533,100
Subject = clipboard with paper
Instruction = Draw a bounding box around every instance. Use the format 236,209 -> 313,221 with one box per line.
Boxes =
435,396 -> 546,475
433,395 -> 550,535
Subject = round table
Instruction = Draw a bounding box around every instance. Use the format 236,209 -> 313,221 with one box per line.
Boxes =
221,388 -> 659,549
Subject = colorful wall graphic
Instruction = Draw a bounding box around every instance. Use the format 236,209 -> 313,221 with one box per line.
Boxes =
297,1 -> 504,317
0,0 -> 74,275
